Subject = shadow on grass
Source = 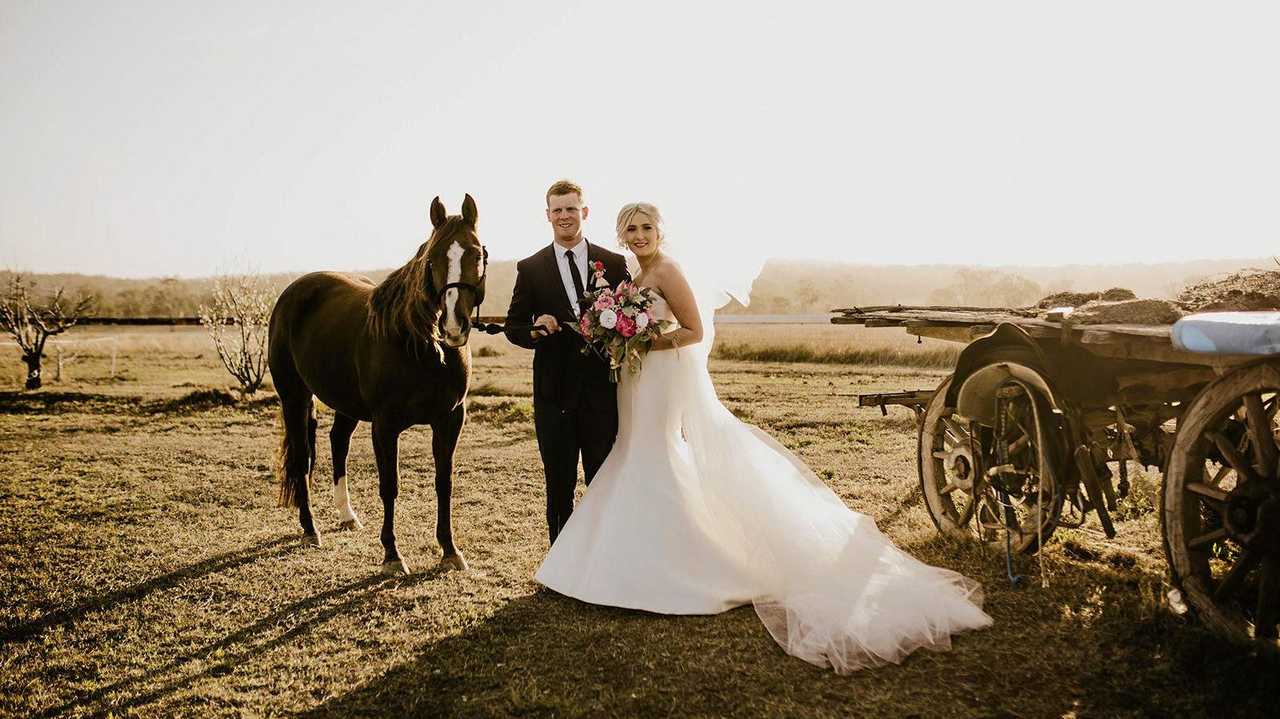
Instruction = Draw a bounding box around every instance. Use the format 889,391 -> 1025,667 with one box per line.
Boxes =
1,535 -> 296,643
872,484 -> 925,532
0,390 -> 146,415
299,546 -> 1280,719
35,568 -> 438,719
0,388 -> 277,417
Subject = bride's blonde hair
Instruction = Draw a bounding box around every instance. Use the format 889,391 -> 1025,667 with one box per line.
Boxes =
615,202 -> 664,248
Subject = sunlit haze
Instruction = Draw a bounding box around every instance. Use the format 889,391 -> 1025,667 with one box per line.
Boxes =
2,1 -> 1276,278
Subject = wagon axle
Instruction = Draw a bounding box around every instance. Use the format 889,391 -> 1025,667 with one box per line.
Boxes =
1223,485 -> 1280,554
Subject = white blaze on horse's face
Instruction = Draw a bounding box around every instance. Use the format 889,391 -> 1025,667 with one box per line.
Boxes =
442,240 -> 467,346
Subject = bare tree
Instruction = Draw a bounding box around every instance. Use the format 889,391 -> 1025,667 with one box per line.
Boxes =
199,274 -> 273,395
0,276 -> 94,390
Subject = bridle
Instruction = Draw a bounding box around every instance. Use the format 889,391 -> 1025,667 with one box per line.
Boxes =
425,244 -> 510,337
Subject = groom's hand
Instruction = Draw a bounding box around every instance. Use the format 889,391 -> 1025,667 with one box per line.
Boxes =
532,314 -> 561,338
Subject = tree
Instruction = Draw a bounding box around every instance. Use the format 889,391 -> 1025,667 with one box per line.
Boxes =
198,274 -> 273,395
927,269 -> 1043,308
0,276 -> 93,390
794,280 -> 822,313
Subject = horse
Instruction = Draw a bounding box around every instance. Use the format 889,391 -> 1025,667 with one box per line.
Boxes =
267,194 -> 487,576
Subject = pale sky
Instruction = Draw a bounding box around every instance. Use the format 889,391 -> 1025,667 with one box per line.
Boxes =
2,1 -> 1277,278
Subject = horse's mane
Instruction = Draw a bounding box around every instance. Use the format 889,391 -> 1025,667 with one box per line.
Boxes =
368,219 -> 462,347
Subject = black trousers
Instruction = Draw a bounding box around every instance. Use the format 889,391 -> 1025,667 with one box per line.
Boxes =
534,393 -> 618,544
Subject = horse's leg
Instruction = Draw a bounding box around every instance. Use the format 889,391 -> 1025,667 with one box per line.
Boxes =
282,396 -> 321,546
372,420 -> 409,575
433,403 -> 468,571
330,412 -> 362,531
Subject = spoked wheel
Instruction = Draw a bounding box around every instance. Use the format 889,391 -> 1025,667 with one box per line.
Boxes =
1164,362 -> 1280,647
919,375 -> 1065,554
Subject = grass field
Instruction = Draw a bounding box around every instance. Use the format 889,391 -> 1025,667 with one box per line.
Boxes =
2,325 -> 1278,717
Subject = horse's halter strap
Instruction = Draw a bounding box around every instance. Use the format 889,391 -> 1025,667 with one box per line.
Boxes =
426,245 -> 489,329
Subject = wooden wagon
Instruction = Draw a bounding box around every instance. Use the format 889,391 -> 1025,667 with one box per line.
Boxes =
834,305 -> 1280,648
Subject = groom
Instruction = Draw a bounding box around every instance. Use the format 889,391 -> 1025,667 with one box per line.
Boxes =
505,180 -> 630,544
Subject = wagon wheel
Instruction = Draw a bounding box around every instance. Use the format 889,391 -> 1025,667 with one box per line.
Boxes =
1164,362 -> 1280,647
919,375 -> 1065,555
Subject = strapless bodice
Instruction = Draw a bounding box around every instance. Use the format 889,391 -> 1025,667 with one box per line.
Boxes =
650,295 -> 673,322
646,291 -> 678,333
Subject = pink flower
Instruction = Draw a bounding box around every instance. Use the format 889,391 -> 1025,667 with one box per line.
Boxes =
593,293 -> 616,311
579,313 -> 591,333
615,314 -> 636,338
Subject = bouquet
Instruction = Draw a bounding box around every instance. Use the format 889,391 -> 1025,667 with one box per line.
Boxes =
572,261 -> 674,382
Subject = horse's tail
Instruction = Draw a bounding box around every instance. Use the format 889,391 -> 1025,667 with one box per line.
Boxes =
276,399 -> 316,508
267,276 -> 322,510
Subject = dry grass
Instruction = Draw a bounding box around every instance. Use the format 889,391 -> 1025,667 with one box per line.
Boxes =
713,324 -> 961,368
2,325 -> 1278,717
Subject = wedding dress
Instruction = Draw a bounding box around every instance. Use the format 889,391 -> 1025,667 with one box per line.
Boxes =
535,296 -> 992,672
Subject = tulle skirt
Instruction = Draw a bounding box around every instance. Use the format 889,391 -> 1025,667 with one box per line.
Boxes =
535,346 -> 992,672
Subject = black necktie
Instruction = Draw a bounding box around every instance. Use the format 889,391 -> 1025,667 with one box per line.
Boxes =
565,249 -> 586,310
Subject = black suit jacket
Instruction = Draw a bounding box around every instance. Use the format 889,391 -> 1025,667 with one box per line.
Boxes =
505,241 -> 630,407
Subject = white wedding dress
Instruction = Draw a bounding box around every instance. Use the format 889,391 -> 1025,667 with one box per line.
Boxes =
535,297 -> 992,673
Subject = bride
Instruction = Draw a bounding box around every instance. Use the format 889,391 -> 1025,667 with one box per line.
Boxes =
535,202 -> 992,673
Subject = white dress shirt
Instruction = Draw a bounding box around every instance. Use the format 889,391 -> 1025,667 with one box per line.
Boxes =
554,237 -> 590,316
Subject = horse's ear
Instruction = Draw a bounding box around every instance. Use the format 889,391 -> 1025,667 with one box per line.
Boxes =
430,196 -> 447,228
461,194 -> 478,227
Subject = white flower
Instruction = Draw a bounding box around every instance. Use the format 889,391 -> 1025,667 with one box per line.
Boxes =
634,312 -> 650,330
599,308 -> 618,329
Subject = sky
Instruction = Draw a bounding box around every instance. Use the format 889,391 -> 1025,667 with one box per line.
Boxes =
1,1 -> 1277,278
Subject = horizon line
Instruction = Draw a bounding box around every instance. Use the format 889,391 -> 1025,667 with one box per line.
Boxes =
2,253 -> 1273,282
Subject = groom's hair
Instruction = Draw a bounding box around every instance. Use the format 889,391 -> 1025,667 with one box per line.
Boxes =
546,179 -> 584,206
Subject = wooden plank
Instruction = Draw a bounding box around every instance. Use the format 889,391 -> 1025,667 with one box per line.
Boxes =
1081,336 -> 1257,367
857,389 -> 936,408
1115,367 -> 1217,392
1076,324 -> 1172,340
904,322 -> 993,343
833,305 -> 1037,315
847,310 -> 1038,326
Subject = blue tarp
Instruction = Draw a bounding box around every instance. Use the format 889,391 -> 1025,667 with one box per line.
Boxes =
1171,312 -> 1280,356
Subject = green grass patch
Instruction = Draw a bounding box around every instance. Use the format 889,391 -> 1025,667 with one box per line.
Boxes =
468,398 -> 534,425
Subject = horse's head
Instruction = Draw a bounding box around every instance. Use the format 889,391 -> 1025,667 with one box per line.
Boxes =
426,194 -> 487,348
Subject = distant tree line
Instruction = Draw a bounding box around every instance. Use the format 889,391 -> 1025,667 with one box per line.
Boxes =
2,256 -> 1261,319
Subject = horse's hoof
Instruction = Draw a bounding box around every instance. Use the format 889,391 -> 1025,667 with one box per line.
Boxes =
439,553 -> 468,572
301,532 -> 322,547
339,517 -> 363,531
381,559 -> 411,577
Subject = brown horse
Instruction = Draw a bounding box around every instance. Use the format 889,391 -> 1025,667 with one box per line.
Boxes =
268,195 -> 487,575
